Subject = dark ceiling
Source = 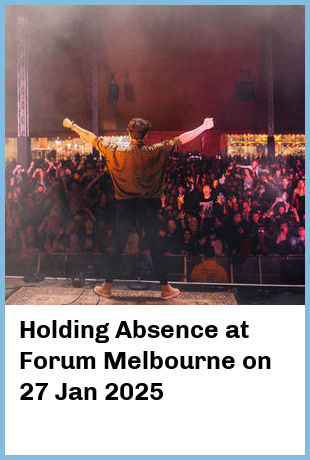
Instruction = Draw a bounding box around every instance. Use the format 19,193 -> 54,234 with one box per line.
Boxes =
5,5 -> 305,136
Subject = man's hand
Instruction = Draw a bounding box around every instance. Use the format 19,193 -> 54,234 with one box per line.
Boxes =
178,117 -> 214,145
203,117 -> 214,130
62,119 -> 96,144
63,118 -> 73,129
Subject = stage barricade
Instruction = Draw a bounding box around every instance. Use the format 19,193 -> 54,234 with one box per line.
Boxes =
260,255 -> 305,285
164,255 -> 186,281
6,253 -> 39,277
5,252 -> 305,286
231,256 -> 260,284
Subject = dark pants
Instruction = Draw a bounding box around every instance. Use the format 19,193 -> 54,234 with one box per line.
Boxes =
105,198 -> 167,285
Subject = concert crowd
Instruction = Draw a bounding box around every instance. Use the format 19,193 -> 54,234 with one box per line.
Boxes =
6,149 -> 305,263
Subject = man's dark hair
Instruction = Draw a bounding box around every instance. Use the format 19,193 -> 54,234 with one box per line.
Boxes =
127,118 -> 151,140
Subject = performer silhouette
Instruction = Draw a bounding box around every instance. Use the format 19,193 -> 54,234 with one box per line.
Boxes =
63,116 -> 214,299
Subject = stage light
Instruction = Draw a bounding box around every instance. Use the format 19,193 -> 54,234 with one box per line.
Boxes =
108,72 -> 119,104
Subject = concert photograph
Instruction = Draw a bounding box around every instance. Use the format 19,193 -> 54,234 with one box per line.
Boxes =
5,5 -> 305,305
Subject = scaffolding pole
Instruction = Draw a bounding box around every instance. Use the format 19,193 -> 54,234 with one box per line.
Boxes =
17,16 -> 30,167
265,7 -> 275,158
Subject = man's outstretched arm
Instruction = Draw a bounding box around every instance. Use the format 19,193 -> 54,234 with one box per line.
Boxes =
178,118 -> 214,145
63,118 -> 96,145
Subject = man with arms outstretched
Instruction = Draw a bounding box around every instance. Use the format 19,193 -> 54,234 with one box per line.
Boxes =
63,116 -> 214,299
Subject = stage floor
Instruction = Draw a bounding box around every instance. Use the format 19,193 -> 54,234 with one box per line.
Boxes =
5,277 -> 237,305
6,277 -> 304,306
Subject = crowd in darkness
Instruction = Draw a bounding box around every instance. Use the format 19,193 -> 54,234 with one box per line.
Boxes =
6,148 -> 305,264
